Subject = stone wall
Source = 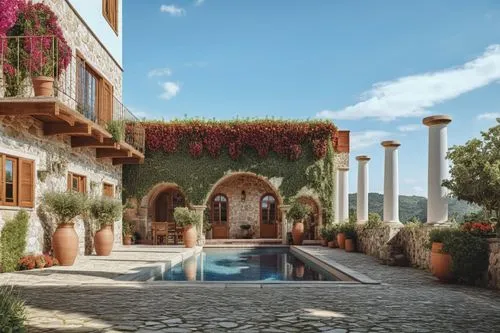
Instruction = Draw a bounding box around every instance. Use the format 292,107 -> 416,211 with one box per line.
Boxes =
488,239 -> 500,290
38,0 -> 123,98
0,116 -> 122,255
356,224 -> 500,290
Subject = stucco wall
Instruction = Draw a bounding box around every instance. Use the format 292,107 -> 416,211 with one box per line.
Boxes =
0,116 -> 122,255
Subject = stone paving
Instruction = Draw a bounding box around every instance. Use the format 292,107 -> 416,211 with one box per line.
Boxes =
2,246 -> 500,332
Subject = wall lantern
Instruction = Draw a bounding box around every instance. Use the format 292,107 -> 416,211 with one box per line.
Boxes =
241,190 -> 246,202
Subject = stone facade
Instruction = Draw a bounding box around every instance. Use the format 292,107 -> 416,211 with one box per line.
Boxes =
356,225 -> 500,290
0,116 -> 122,255
37,0 -> 123,98
209,174 -> 281,239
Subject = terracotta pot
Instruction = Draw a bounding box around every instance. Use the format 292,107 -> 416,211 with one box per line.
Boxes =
183,225 -> 197,248
123,235 -> 133,245
292,221 -> 304,245
327,240 -> 337,248
32,76 -> 54,97
52,223 -> 78,266
345,239 -> 356,252
336,233 -> 346,249
94,225 -> 114,256
430,242 -> 453,282
184,256 -> 197,281
320,239 -> 328,246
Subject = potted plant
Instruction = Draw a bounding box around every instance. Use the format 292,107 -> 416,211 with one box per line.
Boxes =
428,228 -> 454,282
319,226 -> 329,246
344,223 -> 356,252
90,197 -> 121,256
174,207 -> 201,248
122,218 -> 134,245
43,191 -> 88,266
288,201 -> 311,245
6,1 -> 71,96
336,222 -> 346,249
327,225 -> 337,248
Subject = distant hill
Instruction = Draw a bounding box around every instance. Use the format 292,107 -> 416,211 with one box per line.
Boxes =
348,193 -> 480,223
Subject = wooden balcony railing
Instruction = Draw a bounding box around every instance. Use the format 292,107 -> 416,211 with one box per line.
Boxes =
0,35 -> 144,162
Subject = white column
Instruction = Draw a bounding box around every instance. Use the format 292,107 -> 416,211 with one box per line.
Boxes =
381,141 -> 402,225
423,115 -> 452,225
337,167 -> 349,223
356,155 -> 370,224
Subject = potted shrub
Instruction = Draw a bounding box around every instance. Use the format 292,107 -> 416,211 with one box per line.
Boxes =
428,228 -> 454,282
122,218 -> 134,245
6,1 -> 71,96
319,226 -> 329,246
240,224 -> 252,239
344,223 -> 356,252
43,191 -> 88,266
327,225 -> 338,248
288,201 -> 311,245
336,223 -> 346,249
174,207 -> 201,248
90,197 -> 121,256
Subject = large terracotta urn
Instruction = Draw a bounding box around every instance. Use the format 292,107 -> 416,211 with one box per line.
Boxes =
183,225 -> 197,248
336,233 -> 346,249
94,225 -> 114,256
292,221 -> 304,245
430,242 -> 453,282
32,76 -> 54,96
52,223 -> 78,266
345,239 -> 356,252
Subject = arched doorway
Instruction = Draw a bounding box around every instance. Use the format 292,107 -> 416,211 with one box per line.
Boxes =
297,196 -> 321,240
152,187 -> 186,244
205,172 -> 283,239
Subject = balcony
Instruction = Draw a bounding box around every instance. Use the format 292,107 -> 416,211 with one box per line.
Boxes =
0,36 -> 144,165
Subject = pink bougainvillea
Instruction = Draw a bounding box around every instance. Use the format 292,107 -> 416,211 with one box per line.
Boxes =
0,0 -> 22,36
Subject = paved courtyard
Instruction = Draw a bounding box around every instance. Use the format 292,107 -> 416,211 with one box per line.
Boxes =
2,246 -> 500,332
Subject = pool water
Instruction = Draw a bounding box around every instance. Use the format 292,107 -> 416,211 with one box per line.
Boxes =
161,247 -> 340,281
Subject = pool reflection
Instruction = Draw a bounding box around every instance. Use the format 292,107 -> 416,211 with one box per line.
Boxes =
161,248 -> 337,281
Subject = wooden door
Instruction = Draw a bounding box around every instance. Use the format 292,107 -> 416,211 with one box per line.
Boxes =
260,194 -> 277,238
211,194 -> 228,239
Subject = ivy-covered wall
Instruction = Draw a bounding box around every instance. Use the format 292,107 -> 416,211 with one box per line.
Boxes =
124,140 -> 337,224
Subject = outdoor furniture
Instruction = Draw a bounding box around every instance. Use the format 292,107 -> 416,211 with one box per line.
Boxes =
152,222 -> 168,245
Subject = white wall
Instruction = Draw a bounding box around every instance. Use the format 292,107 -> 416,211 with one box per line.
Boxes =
67,0 -> 123,66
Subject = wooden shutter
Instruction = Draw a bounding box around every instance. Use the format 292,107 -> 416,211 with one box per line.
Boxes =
18,158 -> 35,208
100,79 -> 113,125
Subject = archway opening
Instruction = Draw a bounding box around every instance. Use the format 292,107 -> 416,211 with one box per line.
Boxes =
206,173 -> 282,239
149,185 -> 186,245
296,196 -> 321,240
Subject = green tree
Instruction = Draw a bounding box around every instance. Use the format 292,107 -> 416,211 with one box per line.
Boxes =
443,119 -> 500,219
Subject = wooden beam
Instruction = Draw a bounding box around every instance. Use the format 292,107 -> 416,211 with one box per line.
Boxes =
44,123 -> 92,136
96,148 -> 132,158
0,103 -> 56,116
71,137 -> 118,148
55,107 -> 76,126
112,157 -> 144,165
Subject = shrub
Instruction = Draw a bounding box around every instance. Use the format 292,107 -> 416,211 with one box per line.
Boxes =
363,213 -> 383,230
107,120 -> 125,142
17,255 -> 35,271
90,197 -> 122,228
460,221 -> 496,238
319,225 -> 329,240
122,218 -> 135,237
0,285 -> 26,332
0,210 -> 29,273
287,202 -> 311,224
18,254 -> 56,270
174,207 -> 201,227
42,191 -> 88,225
343,223 -> 357,240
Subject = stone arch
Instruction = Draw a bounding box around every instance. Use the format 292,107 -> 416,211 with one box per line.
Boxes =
204,172 -> 284,239
296,195 -> 323,240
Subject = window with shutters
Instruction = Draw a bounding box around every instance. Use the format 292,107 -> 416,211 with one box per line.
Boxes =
103,0 -> 118,34
103,183 -> 114,198
76,54 -> 114,127
0,154 -> 35,208
68,173 -> 87,194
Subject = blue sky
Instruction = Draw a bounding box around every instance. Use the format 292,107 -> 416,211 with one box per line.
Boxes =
123,0 -> 500,196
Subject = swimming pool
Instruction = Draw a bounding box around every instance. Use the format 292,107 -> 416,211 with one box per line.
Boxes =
159,247 -> 345,282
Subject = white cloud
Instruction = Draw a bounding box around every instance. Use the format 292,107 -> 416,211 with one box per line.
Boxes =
397,124 -> 422,132
350,130 -> 391,151
159,81 -> 181,100
148,68 -> 172,78
160,4 -> 186,16
317,45 -> 500,121
194,0 -> 205,6
477,112 -> 500,120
